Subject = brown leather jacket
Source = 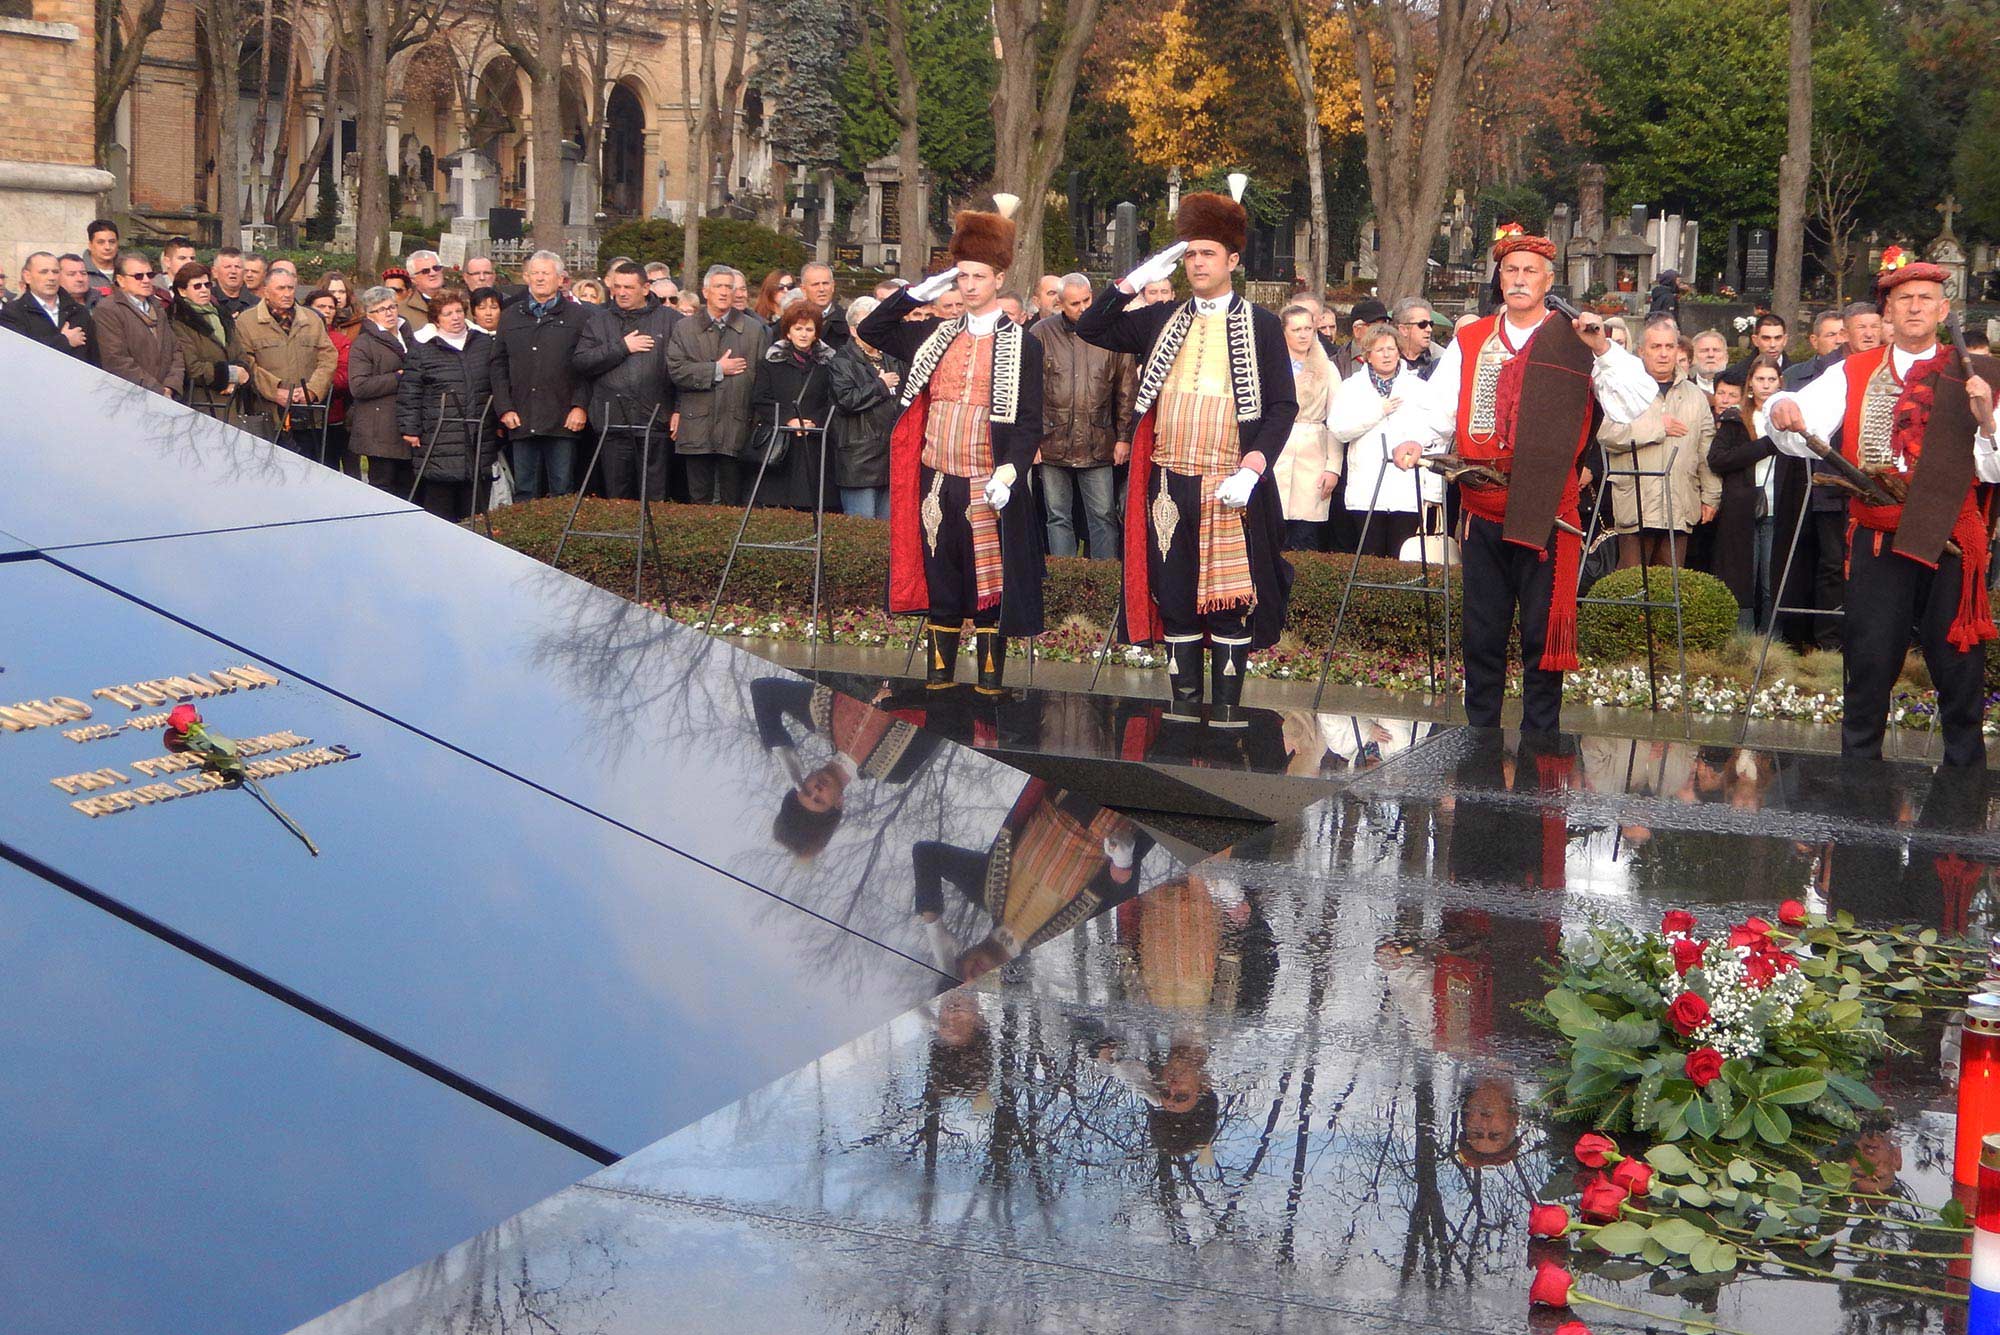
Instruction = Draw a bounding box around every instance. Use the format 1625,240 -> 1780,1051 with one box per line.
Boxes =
1032,312 -> 1136,468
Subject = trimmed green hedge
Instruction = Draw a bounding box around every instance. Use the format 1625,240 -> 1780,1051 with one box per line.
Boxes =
494,499 -> 1740,667
1577,566 -> 1738,661
597,218 -> 809,282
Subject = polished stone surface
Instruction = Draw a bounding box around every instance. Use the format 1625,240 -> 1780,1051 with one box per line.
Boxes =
0,558 -> 954,1155
299,729 -> 1987,1333
0,337 -> 411,550
0,855 -> 595,1335
811,668 -> 1447,781
55,515 -> 1183,966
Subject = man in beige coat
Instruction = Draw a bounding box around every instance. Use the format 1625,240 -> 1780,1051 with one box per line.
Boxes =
1597,314 -> 1718,570
227,267 -> 337,452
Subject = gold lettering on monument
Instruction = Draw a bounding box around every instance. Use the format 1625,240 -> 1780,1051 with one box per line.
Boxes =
64,737 -> 357,818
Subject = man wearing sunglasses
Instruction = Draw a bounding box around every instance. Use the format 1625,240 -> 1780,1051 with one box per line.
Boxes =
91,253 -> 185,396
398,249 -> 448,331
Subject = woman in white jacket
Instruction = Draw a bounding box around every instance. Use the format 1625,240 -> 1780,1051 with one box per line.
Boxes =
1328,322 -> 1441,556
1270,303 -> 1340,551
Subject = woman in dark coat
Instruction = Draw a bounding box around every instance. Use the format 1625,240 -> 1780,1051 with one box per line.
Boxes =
1704,362 -> 1780,631
826,295 -> 904,518
347,284 -> 415,495
396,286 -> 496,520
168,262 -> 246,420
749,301 -> 838,510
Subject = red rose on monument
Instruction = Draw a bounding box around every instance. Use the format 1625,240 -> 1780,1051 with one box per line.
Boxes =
1573,1132 -> 1619,1167
1670,936 -> 1707,975
1744,951 -> 1777,988
1661,910 -> 1697,937
1529,1202 -> 1572,1238
1668,992 -> 1711,1036
1730,916 -> 1774,950
1553,1323 -> 1594,1335
1684,1047 -> 1725,1088
1610,1158 -> 1654,1197
1529,1260 -> 1577,1308
1579,1176 -> 1629,1222
1778,899 -> 1808,927
164,703 -> 202,752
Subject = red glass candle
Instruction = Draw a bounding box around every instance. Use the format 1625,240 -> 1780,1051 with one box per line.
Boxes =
1957,995 -> 2000,1188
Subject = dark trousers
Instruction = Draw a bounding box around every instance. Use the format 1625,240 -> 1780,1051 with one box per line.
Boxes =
1284,519 -> 1326,552
598,426 -> 668,501
920,465 -> 1002,626
416,470 -> 491,523
683,453 -> 740,506
1352,510 -> 1420,558
355,454 -> 413,495
1842,530 -> 1987,767
1145,464 -> 1252,640
1462,512 -> 1564,733
1809,509 -> 1847,651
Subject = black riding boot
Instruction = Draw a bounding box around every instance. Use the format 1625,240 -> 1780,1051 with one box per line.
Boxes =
1208,638 -> 1250,728
1164,637 -> 1204,722
926,622 -> 962,688
974,629 -> 1007,695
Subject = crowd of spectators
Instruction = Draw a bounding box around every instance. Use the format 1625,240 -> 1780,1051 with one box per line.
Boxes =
3,220 -> 1955,651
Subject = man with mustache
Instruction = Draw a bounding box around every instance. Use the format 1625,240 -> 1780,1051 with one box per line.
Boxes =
1387,225 -> 1657,733
1764,251 -> 2000,766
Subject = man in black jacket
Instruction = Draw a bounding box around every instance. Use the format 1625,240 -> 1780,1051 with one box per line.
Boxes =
798,262 -> 849,349
573,260 -> 680,499
1771,309 -> 1853,651
1076,191 -> 1299,728
0,251 -> 95,362
491,250 -> 593,499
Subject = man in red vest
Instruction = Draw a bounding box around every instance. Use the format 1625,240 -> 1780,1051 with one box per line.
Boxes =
1765,250 -> 2000,766
1388,226 -> 1656,732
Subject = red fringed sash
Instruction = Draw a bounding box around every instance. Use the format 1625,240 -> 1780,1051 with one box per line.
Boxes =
887,386 -> 931,615
1122,408 -> 1167,645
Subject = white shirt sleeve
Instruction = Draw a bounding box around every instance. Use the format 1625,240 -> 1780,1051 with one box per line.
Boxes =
1763,359 -> 1852,460
1385,339 -> 1461,449
1977,429 -> 2000,484
1590,341 -> 1662,424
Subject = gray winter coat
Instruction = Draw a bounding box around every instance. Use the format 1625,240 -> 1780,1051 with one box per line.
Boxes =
664,307 -> 769,456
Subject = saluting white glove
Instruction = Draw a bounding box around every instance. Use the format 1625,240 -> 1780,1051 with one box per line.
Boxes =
908,268 -> 960,303
1216,466 -> 1259,510
1120,242 -> 1187,293
1102,830 -> 1137,870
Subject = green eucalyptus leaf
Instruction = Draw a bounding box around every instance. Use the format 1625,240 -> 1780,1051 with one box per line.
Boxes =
1641,1237 -> 1670,1266
1726,1158 -> 1757,1185
1818,1160 -> 1853,1190
1590,1220 -> 1650,1256
1919,928 -> 1938,945
1708,1241 -> 1739,1273
1890,1003 -> 1924,1018
1645,1144 -> 1697,1177
1939,1198 -> 1970,1229
1675,1182 -> 1713,1207
1805,1235 -> 1836,1257
1766,1170 -> 1803,1204
1545,987 -> 1605,1035
1646,1217 -> 1706,1255
1825,997 -> 1864,1025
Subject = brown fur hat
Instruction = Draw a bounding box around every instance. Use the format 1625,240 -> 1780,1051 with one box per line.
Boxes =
948,210 -> 1016,273
1174,191 -> 1247,255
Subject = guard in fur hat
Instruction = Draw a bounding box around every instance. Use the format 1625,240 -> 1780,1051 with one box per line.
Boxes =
1075,191 -> 1299,727
1765,248 -> 2000,765
857,204 -> 1046,692
1388,224 -> 1658,734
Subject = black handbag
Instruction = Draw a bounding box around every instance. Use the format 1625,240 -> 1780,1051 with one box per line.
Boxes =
748,409 -> 792,469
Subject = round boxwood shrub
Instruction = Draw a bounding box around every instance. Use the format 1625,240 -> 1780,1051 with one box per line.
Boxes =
1577,565 -> 1738,663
